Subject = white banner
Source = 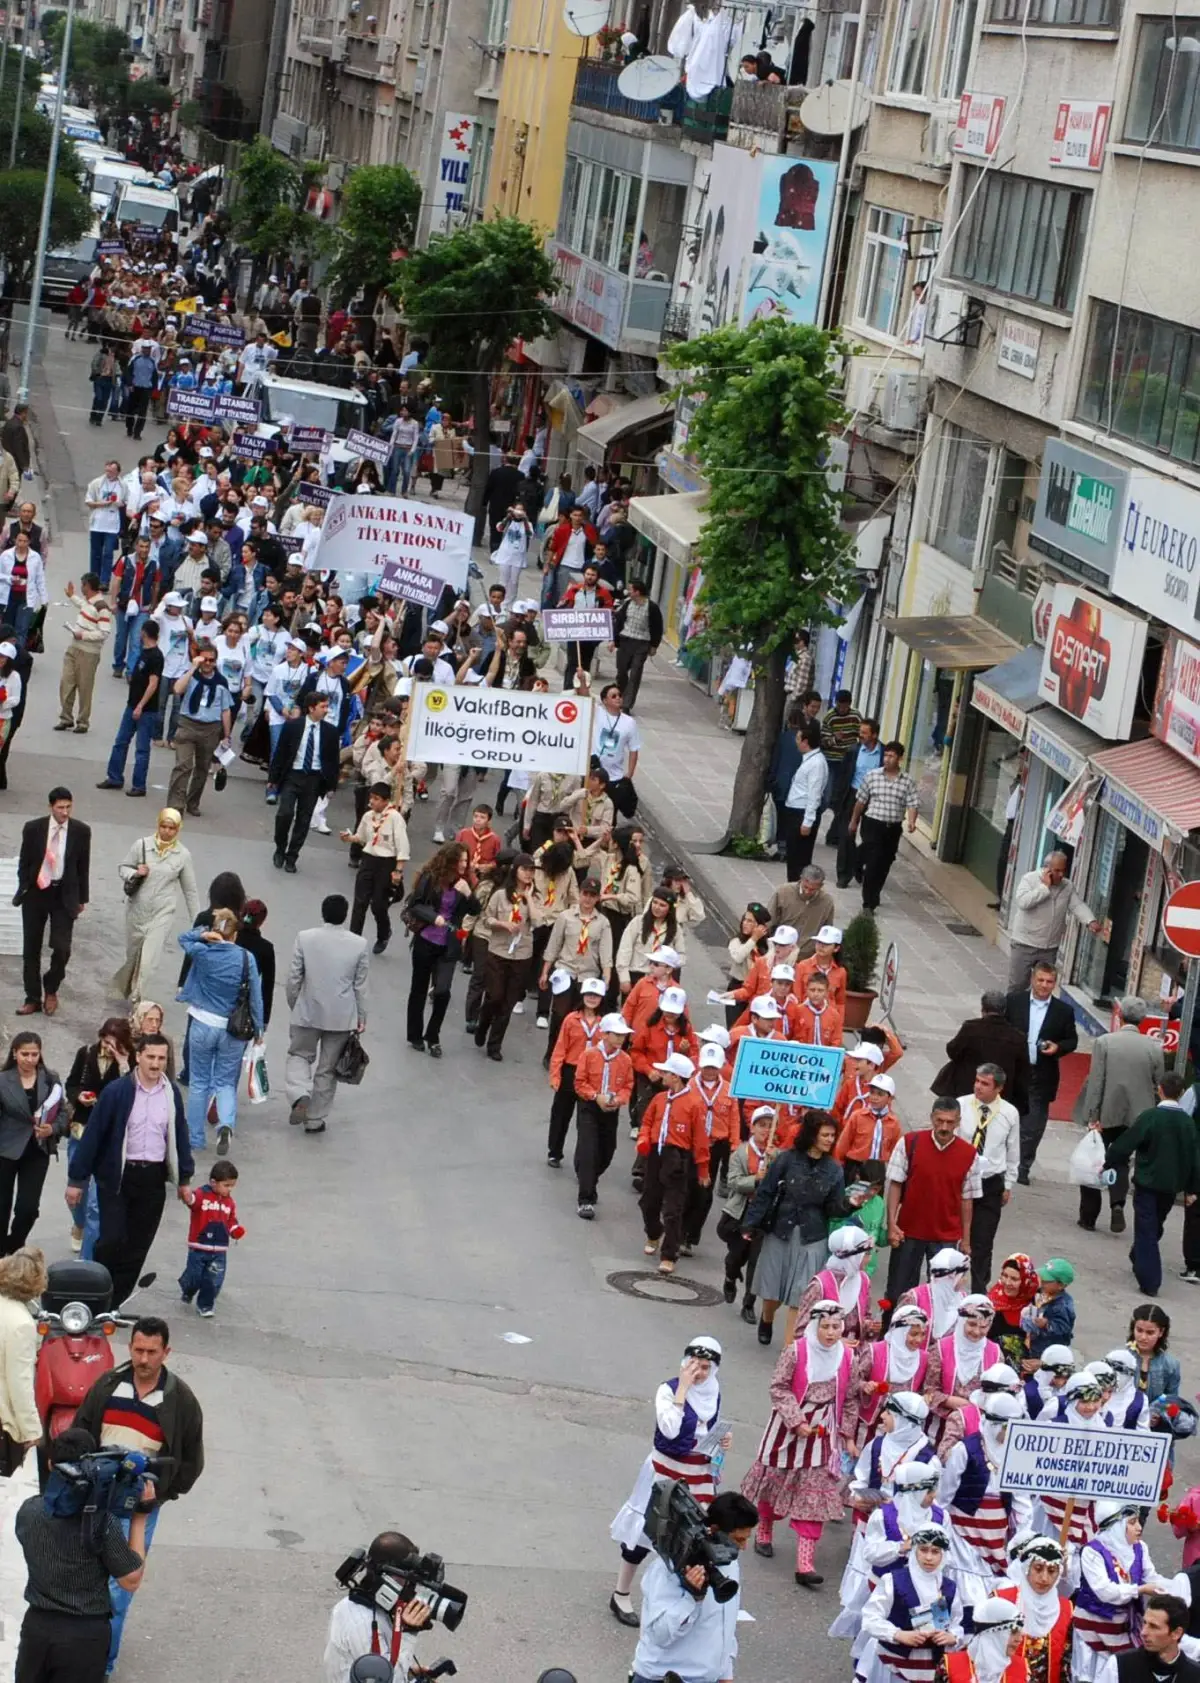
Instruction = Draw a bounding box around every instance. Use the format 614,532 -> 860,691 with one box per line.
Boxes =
310,495 -> 471,592
998,1420 -> 1170,1503
408,683 -> 594,774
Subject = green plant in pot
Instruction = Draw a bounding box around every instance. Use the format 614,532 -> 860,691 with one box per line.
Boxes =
840,912 -> 880,1032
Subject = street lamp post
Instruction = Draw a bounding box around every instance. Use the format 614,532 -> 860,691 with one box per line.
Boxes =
17,0 -> 77,403
7,0 -> 31,169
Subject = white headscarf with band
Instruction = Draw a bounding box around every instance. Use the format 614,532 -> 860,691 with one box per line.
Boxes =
952,1294 -> 995,1384
885,1307 -> 927,1387
827,1225 -> 872,1317
803,1301 -> 847,1384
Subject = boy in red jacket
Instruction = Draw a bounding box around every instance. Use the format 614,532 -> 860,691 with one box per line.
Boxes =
573,1012 -> 634,1219
454,804 -> 501,887
636,1053 -> 709,1274
179,1159 -> 244,1317
791,971 -> 844,1046
547,975 -> 607,1167
683,1042 -> 740,1253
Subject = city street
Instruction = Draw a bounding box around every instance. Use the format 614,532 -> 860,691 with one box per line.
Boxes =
0,325 -> 1194,1683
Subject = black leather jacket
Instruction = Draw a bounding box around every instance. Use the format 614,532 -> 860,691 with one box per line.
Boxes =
742,1148 -> 847,1244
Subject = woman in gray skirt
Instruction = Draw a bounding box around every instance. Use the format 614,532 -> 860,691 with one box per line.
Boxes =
740,1109 -> 847,1351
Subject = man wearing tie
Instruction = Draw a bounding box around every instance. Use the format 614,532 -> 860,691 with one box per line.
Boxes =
13,786 -> 91,1016
955,1062 -> 1019,1292
268,692 -> 340,873
1005,961 -> 1078,1185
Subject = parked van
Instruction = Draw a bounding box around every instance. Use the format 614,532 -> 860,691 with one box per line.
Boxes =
43,216 -> 103,306
113,176 -> 179,233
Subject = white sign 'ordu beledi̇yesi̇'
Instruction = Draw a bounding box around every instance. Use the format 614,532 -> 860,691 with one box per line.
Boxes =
311,495 -> 472,592
407,684 -> 595,774
998,1420 -> 1170,1503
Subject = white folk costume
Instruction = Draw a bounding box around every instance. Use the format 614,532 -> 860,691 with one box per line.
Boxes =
1102,1349 -> 1151,1434
1072,1503 -> 1174,1683
1035,1373 -> 1108,1550
832,1436 -> 943,1642
939,1392 -> 1030,1596
996,1534 -> 1074,1683
944,1597 -> 1024,1683
860,1523 -> 966,1683
895,1247 -> 969,1341
1022,1346 -> 1076,1421
611,1335 -> 723,1555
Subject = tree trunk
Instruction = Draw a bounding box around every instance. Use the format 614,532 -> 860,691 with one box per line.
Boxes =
467,364 -> 491,537
727,643 -> 788,843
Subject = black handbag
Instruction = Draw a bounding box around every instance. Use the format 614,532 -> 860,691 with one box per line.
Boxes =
226,948 -> 256,1041
123,839 -> 147,899
334,1030 -> 369,1085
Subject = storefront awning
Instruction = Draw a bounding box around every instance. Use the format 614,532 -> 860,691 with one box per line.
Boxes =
881,615 -> 1023,668
576,393 -> 674,468
1091,737 -> 1200,851
628,490 -> 708,567
1025,706 -> 1108,784
969,645 -> 1043,739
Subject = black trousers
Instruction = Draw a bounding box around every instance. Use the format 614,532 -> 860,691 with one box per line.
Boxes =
476,952 -> 530,1054
720,1214 -> 763,1304
685,1138 -> 731,1245
21,885 -> 74,1006
95,1160 -> 168,1306
861,816 -> 903,910
1079,1128 -> 1130,1225
274,770 -> 322,863
832,787 -> 862,886
640,1143 -> 693,1261
548,1064 -> 578,1160
530,924 -> 552,1014
406,934 -> 458,1046
1184,1195 -> 1200,1273
970,1173 -> 1007,1293
884,1236 -> 945,1314
616,638 -> 652,712
782,812 -> 818,882
563,641 -> 599,686
16,1608 -> 111,1683
1018,1094 -> 1051,1176
547,981 -> 582,1062
575,1099 -> 619,1204
124,385 -> 151,438
351,853 -> 396,941
0,1135 -> 50,1255
463,932 -> 489,1025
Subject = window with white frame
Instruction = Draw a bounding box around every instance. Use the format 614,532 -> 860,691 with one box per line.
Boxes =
556,156 -> 641,273
483,0 -> 509,43
855,207 -> 912,337
888,0 -> 935,95
929,423 -> 992,568
940,0 -> 979,97
465,122 -> 494,221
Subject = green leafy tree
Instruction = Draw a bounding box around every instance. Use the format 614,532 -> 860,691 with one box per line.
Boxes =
0,169 -> 91,293
395,218 -> 557,513
326,164 -> 420,317
665,318 -> 859,844
230,137 -> 328,278
0,88 -> 84,183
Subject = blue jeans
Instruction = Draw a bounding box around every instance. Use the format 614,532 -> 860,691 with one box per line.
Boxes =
66,1136 -> 101,1258
8,602 -> 34,642
89,529 -> 118,586
157,685 -> 185,743
112,607 -> 148,674
108,1506 -> 159,1669
184,1018 -> 244,1149
89,378 -> 112,424
179,1247 -> 227,1310
106,703 -> 157,792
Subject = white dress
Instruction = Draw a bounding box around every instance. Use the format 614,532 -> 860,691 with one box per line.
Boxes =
610,1379 -> 720,1551
113,838 -> 200,999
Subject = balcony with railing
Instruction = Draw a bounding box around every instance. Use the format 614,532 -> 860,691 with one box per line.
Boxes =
571,57 -> 672,123
296,13 -> 336,52
344,30 -> 397,76
728,79 -> 809,149
661,299 -> 692,340
550,237 -> 671,352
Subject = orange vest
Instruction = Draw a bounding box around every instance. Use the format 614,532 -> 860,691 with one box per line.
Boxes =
944,1590 -> 1071,1683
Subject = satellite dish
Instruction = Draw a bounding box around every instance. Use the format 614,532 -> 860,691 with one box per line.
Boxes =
562,0 -> 610,34
617,53 -> 680,100
799,78 -> 870,136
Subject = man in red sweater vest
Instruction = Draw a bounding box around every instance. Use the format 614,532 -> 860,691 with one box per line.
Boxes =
884,1096 -> 984,1310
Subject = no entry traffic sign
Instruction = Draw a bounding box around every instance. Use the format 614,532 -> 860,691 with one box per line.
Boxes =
1162,879 -> 1200,958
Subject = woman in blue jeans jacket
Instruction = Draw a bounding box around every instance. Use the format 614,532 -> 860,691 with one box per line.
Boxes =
177,909 -> 263,1155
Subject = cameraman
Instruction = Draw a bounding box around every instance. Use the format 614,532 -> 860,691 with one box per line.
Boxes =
324,1532 -> 434,1683
13,1428 -> 149,1683
632,1491 -> 758,1683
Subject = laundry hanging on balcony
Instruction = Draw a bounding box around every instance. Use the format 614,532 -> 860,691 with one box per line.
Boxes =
666,2 -> 734,101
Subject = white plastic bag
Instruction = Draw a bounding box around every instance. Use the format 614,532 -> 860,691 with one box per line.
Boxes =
1068,1128 -> 1105,1187
242,1039 -> 269,1105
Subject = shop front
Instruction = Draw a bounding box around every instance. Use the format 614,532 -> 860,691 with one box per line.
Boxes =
960,645 -> 1043,894
1016,705 -> 1107,885
574,391 -> 675,494
628,488 -> 709,659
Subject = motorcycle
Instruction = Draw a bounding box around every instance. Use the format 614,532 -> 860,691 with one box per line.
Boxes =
34,1259 -> 156,1445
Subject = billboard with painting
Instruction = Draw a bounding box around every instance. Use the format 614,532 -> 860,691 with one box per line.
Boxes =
692,144 -> 758,334
741,156 -> 838,327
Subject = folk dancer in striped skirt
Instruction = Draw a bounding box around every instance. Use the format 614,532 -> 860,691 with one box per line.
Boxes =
855,1304 -> 932,1439
609,1334 -> 730,1626
1023,1346 -> 1077,1420
834,1459 -> 947,1655
794,1223 -> 877,1343
943,1596 -> 1027,1683
940,1392 -> 1030,1598
1073,1502 -> 1175,1682
893,1247 -> 969,1340
833,1402 -> 940,1643
740,1299 -> 859,1588
859,1522 -> 966,1683
926,1295 -> 1003,1452
995,1533 -> 1074,1683
1036,1372 -> 1110,1557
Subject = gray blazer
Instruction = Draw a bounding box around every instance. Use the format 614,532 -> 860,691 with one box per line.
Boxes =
0,1066 -> 63,1162
1075,1024 -> 1165,1133
286,925 -> 369,1032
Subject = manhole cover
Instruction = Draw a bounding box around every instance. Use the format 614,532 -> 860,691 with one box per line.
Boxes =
944,920 -> 983,937
606,1269 -> 724,1307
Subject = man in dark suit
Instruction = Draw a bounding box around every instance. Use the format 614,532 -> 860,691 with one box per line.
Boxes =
268,692 -> 340,874
1117,1595 -> 1200,1683
1004,960 -> 1077,1185
934,989 -> 1031,1113
13,786 -> 90,1016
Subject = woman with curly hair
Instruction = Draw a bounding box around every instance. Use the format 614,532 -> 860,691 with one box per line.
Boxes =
405,841 -> 478,1057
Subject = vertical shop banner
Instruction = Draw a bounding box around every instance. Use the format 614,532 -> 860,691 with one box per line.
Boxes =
1049,100 -> 1112,170
698,144 -> 759,332
741,156 -> 838,328
955,92 -> 1006,159
428,112 -> 474,236
1153,631 -> 1200,771
1036,581 -> 1147,738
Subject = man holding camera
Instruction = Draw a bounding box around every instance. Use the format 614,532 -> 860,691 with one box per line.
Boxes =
14,1427 -> 149,1683
631,1491 -> 758,1683
324,1532 -> 435,1683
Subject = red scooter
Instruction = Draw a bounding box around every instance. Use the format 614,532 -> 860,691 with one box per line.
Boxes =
35,1259 -> 155,1444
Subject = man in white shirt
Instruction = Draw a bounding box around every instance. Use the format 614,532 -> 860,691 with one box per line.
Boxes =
629,1491 -> 756,1683
85,461 -> 125,587
783,721 -> 828,882
955,1062 -> 1020,1292
399,634 -> 456,688
153,593 -> 195,742
237,332 -> 277,394
591,681 -> 641,791
577,465 -> 601,520
322,1532 -> 432,1683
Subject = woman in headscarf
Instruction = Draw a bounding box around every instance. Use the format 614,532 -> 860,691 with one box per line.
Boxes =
988,1252 -> 1041,1370
996,1533 -> 1074,1683
741,1299 -> 859,1587
847,1392 -> 936,1513
952,1597 -> 1026,1683
113,808 -> 199,999
129,999 -> 177,1078
794,1223 -> 876,1342
831,1456 -> 946,1644
1036,1371 -> 1110,1550
859,1520 -> 965,1683
1102,1347 -> 1151,1433
925,1295 -> 1002,1451
609,1334 -> 729,1626
855,1303 -> 932,1440
1023,1344 -> 1076,1420
939,1391 -> 1030,1594
1073,1503 -> 1174,1680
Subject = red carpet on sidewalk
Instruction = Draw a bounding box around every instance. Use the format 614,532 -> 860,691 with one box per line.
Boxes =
1049,1051 -> 1091,1121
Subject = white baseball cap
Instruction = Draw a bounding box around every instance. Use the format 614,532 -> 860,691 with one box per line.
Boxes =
770,963 -> 795,981
769,924 -> 798,946
251,494 -> 269,508
653,1052 -> 695,1080
198,446 -> 213,458
579,975 -> 607,996
698,1043 -> 726,1069
853,1042 -> 885,1066
660,985 -> 687,1014
869,1073 -> 896,1096
549,967 -> 574,995
599,1011 -> 632,1033
816,924 -> 843,944
186,530 -> 208,545
750,995 -> 781,1018
650,946 -> 682,969
161,591 -> 186,609
697,1024 -> 731,1047
199,596 -> 219,612
287,636 -> 308,652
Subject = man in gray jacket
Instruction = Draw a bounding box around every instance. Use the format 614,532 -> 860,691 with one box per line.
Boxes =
285,893 -> 369,1134
1075,997 -> 1165,1233
1008,851 -> 1103,990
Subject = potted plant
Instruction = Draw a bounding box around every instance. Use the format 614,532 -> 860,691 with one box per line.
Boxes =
840,912 -> 880,1033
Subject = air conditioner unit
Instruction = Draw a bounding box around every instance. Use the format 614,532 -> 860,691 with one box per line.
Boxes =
923,105 -> 957,168
925,283 -> 968,343
879,369 -> 926,432
845,354 -> 882,418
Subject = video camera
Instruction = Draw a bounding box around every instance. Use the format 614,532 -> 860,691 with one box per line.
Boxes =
335,1546 -> 468,1632
44,1447 -> 170,1552
643,1479 -> 739,1604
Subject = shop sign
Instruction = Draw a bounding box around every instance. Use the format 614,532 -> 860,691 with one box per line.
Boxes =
1152,631 -> 1200,771
1028,713 -> 1085,779
955,92 -> 1006,159
997,317 -> 1041,380
1110,1001 -> 1180,1053
551,242 -> 625,352
972,676 -> 1027,737
1049,100 -> 1112,170
428,112 -> 474,237
1110,468 -> 1200,633
1030,440 -> 1127,584
1099,773 -> 1166,847
1032,581 -> 1055,646
1046,767 -> 1097,845
1037,581 -> 1147,739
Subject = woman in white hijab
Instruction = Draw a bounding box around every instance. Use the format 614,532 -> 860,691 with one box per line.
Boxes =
927,1295 -> 1002,1452
997,1532 -> 1074,1682
856,1304 -> 931,1438
1023,1344 -> 1076,1420
960,1597 -> 1025,1683
1073,1503 -> 1176,1682
741,1300 -> 859,1587
860,1522 -> 965,1683
848,1393 -> 936,1510
1037,1372 -> 1109,1550
833,1434 -> 943,1642
1102,1348 -> 1150,1432
969,1362 -> 1026,1414
939,1391 -> 1031,1596
794,1222 -> 876,1342
895,1247 -> 969,1340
